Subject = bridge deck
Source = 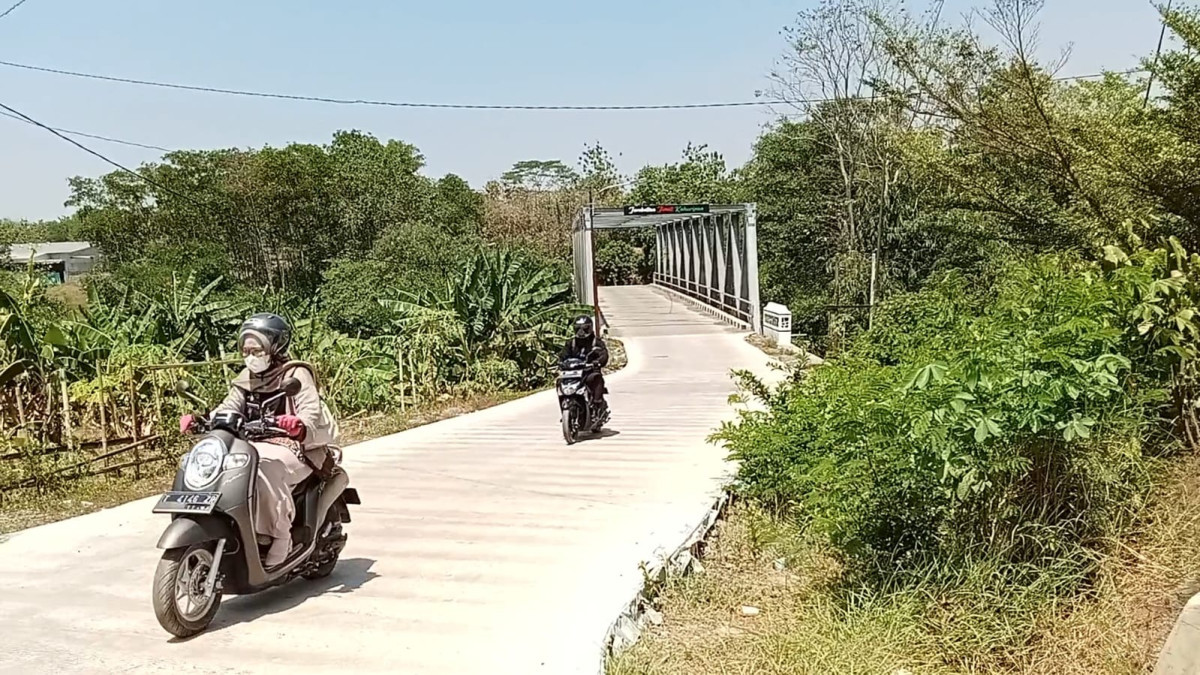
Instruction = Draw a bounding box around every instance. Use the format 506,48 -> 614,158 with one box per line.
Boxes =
0,285 -> 769,675
600,284 -> 741,338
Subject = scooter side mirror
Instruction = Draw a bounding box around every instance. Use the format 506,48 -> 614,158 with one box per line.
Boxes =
282,377 -> 302,396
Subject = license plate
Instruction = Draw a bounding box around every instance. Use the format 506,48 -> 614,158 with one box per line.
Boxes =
561,370 -> 583,378
153,491 -> 220,515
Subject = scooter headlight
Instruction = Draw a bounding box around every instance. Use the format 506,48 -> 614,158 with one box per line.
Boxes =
183,437 -> 227,490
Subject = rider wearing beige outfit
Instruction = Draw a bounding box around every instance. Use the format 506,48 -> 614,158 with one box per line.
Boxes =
182,313 -> 339,567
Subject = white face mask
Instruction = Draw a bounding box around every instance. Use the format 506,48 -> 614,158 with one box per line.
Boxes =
245,354 -> 271,374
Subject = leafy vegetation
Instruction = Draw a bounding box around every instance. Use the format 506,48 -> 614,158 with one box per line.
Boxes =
0,131 -> 591,500
722,240 -> 1195,576
614,1 -> 1200,672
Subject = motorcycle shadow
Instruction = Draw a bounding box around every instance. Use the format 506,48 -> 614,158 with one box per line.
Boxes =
169,557 -> 379,641
578,429 -> 621,443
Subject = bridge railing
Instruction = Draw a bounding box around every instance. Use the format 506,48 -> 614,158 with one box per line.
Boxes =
651,273 -> 752,328
652,205 -> 760,332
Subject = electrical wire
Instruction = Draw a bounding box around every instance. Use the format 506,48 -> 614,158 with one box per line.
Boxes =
0,59 -> 1148,113
0,109 -> 172,151
0,60 -> 786,110
0,0 -> 31,21
0,66 -> 1153,173
0,100 -> 196,204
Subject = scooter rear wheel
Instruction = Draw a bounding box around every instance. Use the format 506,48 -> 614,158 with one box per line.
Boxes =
152,543 -> 223,638
303,509 -> 344,580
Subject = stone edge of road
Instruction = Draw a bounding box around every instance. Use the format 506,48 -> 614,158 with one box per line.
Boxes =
1153,591 -> 1200,674
595,489 -> 734,675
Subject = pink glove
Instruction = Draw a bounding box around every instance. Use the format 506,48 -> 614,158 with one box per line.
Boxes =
276,415 -> 306,440
179,414 -> 197,435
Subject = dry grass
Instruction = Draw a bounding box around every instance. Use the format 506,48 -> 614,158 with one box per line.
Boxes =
0,461 -> 176,535
44,281 -> 88,309
745,333 -> 821,369
1012,452 -> 1200,675
610,504 -> 951,675
606,337 -> 629,371
611,453 -> 1200,675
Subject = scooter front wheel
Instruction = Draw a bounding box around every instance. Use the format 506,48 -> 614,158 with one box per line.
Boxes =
152,543 -> 223,638
562,406 -> 578,445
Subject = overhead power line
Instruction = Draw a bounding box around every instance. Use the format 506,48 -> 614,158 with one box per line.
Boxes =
0,100 -> 195,203
0,59 -> 1147,112
0,109 -> 172,151
0,60 -> 782,110
0,0 -> 31,21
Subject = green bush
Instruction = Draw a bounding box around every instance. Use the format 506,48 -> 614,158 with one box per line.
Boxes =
716,248 -> 1189,580
594,229 -> 656,286
320,222 -> 481,335
595,238 -> 641,286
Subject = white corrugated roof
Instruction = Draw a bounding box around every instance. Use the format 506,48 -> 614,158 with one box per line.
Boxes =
7,241 -> 95,261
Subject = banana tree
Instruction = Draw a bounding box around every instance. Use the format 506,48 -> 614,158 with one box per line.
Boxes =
386,247 -> 584,388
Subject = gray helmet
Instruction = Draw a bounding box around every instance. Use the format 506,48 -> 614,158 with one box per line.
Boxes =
572,314 -> 595,341
238,313 -> 291,357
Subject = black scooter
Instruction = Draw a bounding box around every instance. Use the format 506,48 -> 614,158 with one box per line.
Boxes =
151,376 -> 360,638
557,356 -> 609,444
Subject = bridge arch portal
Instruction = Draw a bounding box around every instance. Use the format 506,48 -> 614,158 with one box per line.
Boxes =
572,204 -> 761,333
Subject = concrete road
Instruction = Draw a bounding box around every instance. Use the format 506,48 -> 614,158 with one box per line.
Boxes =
0,285 -> 772,675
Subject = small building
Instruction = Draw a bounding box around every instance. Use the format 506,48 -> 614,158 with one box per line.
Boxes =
4,241 -> 98,284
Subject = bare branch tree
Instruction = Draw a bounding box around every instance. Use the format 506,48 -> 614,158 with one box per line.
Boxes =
771,0 -> 943,318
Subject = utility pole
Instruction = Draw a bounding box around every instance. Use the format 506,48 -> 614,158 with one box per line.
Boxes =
868,250 -> 878,330
588,188 -> 602,331
1145,0 -> 1174,108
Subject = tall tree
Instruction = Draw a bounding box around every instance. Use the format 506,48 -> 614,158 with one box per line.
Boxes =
501,160 -> 579,191
771,0 -> 934,323
67,131 -> 435,295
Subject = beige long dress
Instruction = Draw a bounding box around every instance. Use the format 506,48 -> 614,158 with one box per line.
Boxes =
211,363 -> 338,541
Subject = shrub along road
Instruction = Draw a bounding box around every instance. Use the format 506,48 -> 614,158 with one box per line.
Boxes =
0,285 -> 771,675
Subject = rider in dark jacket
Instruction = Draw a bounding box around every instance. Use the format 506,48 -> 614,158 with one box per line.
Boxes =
559,315 -> 609,407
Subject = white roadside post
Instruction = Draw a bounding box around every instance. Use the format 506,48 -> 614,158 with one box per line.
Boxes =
762,302 -> 792,348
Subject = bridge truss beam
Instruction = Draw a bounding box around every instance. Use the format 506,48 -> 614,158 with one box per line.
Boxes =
573,204 -> 761,333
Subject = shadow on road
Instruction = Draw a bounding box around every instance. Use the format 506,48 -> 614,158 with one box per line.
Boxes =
579,429 -> 621,443
173,557 -> 379,640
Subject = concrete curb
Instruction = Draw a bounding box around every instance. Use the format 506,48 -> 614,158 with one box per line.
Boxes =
596,490 -> 733,674
1153,591 -> 1200,675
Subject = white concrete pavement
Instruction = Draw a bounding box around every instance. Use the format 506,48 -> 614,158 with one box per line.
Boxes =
0,285 -> 772,674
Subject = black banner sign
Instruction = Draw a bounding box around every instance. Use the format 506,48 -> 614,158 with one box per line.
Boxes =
623,204 -> 711,216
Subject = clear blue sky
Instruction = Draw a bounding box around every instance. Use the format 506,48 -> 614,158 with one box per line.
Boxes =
0,0 -> 1165,220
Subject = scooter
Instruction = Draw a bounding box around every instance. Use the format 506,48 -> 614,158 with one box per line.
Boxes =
150,376 -> 360,638
557,356 -> 609,445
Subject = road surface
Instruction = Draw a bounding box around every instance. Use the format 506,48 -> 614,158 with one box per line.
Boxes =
0,285 -> 771,674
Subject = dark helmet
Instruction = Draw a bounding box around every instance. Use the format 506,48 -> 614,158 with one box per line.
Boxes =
572,314 -> 595,341
238,313 -> 292,357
